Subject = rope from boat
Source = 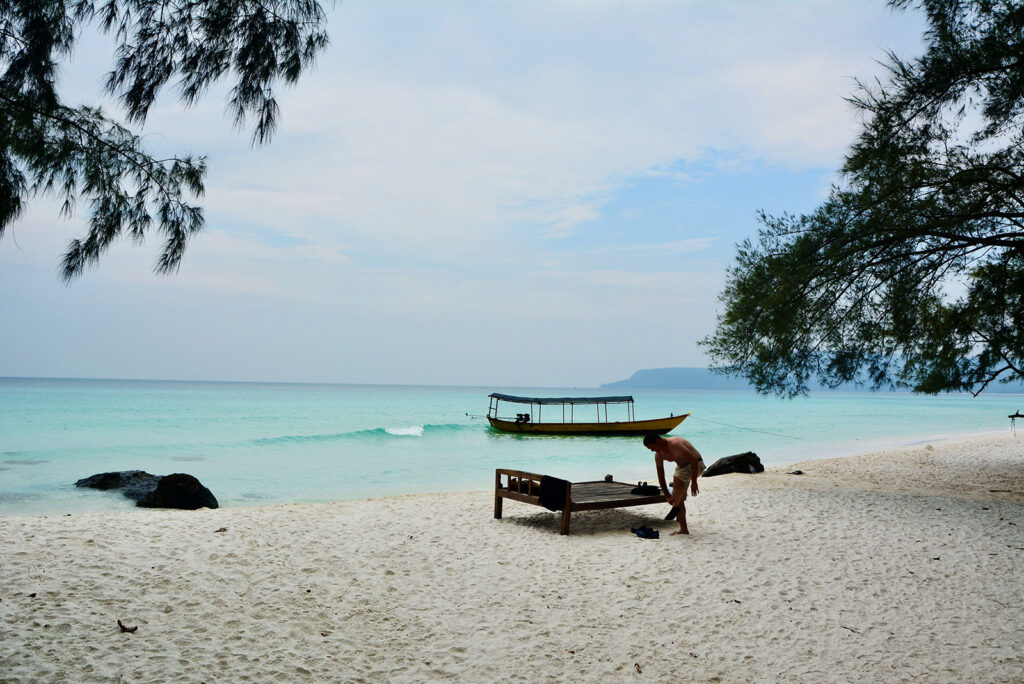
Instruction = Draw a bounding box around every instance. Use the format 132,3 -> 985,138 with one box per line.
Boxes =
689,415 -> 803,440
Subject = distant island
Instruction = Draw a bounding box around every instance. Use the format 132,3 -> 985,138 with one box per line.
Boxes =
600,367 -> 752,390
601,366 -> 1024,394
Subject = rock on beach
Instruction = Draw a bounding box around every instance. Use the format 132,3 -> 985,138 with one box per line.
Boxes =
75,471 -> 218,510
702,451 -> 765,477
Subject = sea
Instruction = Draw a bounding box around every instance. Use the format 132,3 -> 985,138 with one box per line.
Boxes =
1,377 -> 1019,515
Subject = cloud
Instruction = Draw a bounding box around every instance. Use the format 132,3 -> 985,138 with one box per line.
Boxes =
535,268 -> 717,293
3,0 -> 927,385
81,1 -> 923,267
536,203 -> 607,238
188,2 -> 918,252
595,238 -> 717,256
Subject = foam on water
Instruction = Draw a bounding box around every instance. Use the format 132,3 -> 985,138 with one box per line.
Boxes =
385,425 -> 424,437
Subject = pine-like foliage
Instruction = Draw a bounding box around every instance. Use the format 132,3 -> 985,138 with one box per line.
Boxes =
704,0 -> 1024,396
0,0 -> 329,280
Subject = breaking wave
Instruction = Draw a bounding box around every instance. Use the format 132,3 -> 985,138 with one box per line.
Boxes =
242,423 -> 471,447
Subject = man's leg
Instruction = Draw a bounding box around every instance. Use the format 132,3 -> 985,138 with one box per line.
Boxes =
671,475 -> 689,535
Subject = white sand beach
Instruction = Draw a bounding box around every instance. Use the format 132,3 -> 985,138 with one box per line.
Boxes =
2,432 -> 1022,683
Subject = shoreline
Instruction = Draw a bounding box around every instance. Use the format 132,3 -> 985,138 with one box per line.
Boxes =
5,430 -> 1019,518
1,433 -> 1022,681
2,427 -> 1016,519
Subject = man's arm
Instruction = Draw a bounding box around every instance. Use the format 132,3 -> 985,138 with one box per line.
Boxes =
654,456 -> 671,502
680,445 -> 701,497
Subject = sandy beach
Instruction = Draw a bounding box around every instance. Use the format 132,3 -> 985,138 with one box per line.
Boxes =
2,432 -> 1022,683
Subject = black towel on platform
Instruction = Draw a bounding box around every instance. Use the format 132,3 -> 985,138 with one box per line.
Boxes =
538,475 -> 569,511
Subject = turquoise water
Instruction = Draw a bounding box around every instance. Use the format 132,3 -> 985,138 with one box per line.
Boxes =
1,377 -> 1018,515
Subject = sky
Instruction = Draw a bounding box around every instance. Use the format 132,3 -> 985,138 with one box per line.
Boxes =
0,0 -> 927,388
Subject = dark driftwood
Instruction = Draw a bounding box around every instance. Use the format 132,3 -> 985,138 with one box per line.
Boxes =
494,468 -> 664,535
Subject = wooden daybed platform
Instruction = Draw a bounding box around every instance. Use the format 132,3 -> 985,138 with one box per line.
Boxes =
494,468 -> 665,535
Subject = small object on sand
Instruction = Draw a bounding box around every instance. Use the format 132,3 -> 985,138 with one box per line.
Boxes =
634,663 -> 642,674
788,470 -> 804,475
214,527 -> 227,533
117,619 -> 138,633
630,526 -> 660,539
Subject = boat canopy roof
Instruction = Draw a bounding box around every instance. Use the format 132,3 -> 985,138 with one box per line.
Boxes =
489,393 -> 634,406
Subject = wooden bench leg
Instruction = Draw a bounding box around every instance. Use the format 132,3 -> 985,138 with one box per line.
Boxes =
494,470 -> 503,519
560,484 -> 573,534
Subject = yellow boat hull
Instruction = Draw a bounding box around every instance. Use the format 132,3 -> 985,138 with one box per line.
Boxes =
487,413 -> 689,436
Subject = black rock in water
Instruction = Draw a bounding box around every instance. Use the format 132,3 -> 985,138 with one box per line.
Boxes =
75,470 -> 159,497
139,473 -> 218,510
75,471 -> 218,509
702,452 -> 764,477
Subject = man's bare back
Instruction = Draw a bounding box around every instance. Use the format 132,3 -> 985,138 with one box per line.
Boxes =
643,434 -> 705,535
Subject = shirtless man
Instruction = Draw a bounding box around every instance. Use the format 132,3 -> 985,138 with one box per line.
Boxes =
643,433 -> 705,535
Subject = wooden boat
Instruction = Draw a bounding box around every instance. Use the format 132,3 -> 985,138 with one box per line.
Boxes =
486,393 -> 689,436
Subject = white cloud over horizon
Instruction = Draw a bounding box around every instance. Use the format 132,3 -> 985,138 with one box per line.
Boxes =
1,0 -> 926,387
